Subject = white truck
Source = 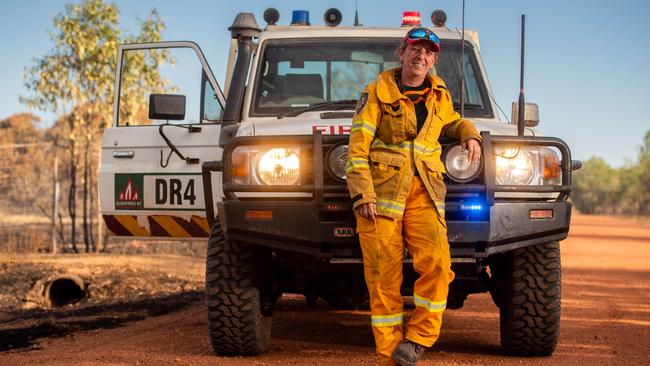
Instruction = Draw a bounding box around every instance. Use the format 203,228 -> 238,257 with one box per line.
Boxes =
99,8 -> 580,357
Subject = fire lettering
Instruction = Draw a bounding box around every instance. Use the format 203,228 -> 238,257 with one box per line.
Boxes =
338,125 -> 351,134
312,125 -> 352,135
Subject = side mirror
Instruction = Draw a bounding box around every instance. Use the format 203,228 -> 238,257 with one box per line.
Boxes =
149,94 -> 186,121
511,102 -> 539,127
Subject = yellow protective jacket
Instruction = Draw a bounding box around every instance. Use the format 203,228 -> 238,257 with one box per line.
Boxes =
346,68 -> 481,219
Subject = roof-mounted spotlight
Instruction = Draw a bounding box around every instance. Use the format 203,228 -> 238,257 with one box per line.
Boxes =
324,8 -> 342,27
401,11 -> 421,27
263,8 -> 280,26
431,10 -> 447,28
291,10 -> 310,26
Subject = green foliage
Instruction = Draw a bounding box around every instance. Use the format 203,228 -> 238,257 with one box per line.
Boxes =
22,0 -> 119,117
572,130 -> 650,216
21,0 -> 173,132
635,131 -> 650,215
572,157 -> 620,214
119,9 -> 175,124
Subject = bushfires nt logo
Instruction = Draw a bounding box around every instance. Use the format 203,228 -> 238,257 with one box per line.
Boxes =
115,174 -> 144,209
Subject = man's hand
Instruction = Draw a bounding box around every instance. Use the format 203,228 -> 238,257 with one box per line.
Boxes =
356,202 -> 377,220
461,138 -> 481,164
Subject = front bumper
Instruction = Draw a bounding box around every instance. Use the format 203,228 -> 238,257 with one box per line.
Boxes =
218,199 -> 571,260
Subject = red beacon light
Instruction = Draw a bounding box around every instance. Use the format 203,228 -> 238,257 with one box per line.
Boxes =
402,11 -> 421,27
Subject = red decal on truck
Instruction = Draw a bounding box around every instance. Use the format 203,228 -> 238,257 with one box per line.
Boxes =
312,125 -> 351,135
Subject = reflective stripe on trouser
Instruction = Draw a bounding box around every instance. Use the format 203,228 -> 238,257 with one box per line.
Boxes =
356,177 -> 455,365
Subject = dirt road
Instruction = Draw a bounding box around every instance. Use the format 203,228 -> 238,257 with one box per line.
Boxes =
1,214 -> 649,365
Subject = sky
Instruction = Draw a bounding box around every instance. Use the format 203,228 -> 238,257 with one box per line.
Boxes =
1,0 -> 649,167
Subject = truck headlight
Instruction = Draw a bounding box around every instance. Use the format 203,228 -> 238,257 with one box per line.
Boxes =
495,147 -> 535,185
326,143 -> 348,182
257,148 -> 300,185
443,144 -> 481,183
231,145 -> 301,185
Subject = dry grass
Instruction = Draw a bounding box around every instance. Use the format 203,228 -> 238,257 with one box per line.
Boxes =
0,212 -> 52,226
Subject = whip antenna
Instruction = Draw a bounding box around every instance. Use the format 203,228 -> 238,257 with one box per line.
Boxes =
354,0 -> 362,26
517,14 -> 526,136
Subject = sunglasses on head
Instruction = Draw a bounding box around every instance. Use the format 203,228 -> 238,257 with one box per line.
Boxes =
405,28 -> 441,46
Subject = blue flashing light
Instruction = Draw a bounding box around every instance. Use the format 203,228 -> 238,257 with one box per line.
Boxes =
460,203 -> 484,211
291,10 -> 310,25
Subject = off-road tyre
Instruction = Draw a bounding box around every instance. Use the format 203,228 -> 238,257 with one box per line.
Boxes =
205,220 -> 271,356
499,241 -> 561,356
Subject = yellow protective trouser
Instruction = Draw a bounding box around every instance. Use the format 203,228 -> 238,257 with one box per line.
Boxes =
355,177 -> 455,366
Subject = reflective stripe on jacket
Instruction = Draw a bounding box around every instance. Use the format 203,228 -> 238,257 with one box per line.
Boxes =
346,68 -> 481,219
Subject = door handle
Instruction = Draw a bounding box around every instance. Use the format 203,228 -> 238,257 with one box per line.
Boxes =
113,151 -> 134,158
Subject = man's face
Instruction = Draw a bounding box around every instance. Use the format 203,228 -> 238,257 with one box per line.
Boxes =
400,40 -> 438,81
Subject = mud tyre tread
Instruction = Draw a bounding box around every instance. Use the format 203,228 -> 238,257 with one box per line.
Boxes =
205,220 -> 270,356
500,241 -> 561,356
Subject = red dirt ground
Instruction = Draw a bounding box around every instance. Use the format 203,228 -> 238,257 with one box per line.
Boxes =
1,214 -> 648,365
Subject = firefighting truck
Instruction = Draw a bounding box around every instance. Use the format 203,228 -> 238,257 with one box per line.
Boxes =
99,8 -> 581,357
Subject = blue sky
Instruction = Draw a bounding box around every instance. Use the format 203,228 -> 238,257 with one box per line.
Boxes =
1,0 -> 649,167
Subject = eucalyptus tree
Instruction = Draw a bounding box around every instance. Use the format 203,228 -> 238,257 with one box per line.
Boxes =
22,0 -> 172,251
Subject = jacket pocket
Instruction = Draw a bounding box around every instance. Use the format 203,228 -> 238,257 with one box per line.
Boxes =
377,103 -> 406,144
369,151 -> 404,196
423,161 -> 446,200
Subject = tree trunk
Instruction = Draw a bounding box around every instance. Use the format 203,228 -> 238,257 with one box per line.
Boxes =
89,150 -> 97,253
52,147 -> 59,254
83,138 -> 89,253
69,138 -> 77,253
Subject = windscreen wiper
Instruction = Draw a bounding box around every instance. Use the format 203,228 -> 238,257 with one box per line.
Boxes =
279,99 -> 357,119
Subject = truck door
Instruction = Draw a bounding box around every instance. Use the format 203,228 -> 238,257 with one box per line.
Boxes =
99,41 -> 225,239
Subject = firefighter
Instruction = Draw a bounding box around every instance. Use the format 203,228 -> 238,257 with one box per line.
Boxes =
346,27 -> 482,366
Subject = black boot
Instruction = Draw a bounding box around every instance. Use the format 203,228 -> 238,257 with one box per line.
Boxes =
391,340 -> 426,366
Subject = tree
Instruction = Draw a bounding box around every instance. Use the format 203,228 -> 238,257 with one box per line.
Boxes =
572,130 -> 650,216
572,157 -> 620,215
21,0 -> 172,252
635,131 -> 650,215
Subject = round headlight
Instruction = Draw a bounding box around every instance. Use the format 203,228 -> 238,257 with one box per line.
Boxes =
257,148 -> 300,185
443,144 -> 481,183
495,148 -> 534,185
326,143 -> 348,182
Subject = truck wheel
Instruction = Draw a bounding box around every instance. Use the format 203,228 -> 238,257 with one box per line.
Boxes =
205,220 -> 271,356
499,241 -> 561,356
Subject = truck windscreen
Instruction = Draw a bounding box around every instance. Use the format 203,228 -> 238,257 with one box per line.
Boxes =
251,38 -> 493,118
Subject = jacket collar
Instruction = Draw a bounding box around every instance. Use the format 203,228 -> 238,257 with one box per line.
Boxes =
375,68 -> 447,104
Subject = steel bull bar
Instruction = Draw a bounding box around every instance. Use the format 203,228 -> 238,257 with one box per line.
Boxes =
201,131 -> 579,256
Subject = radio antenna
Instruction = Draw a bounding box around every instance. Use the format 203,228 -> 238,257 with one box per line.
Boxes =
517,14 -> 526,136
460,0 -> 465,117
354,0 -> 362,26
